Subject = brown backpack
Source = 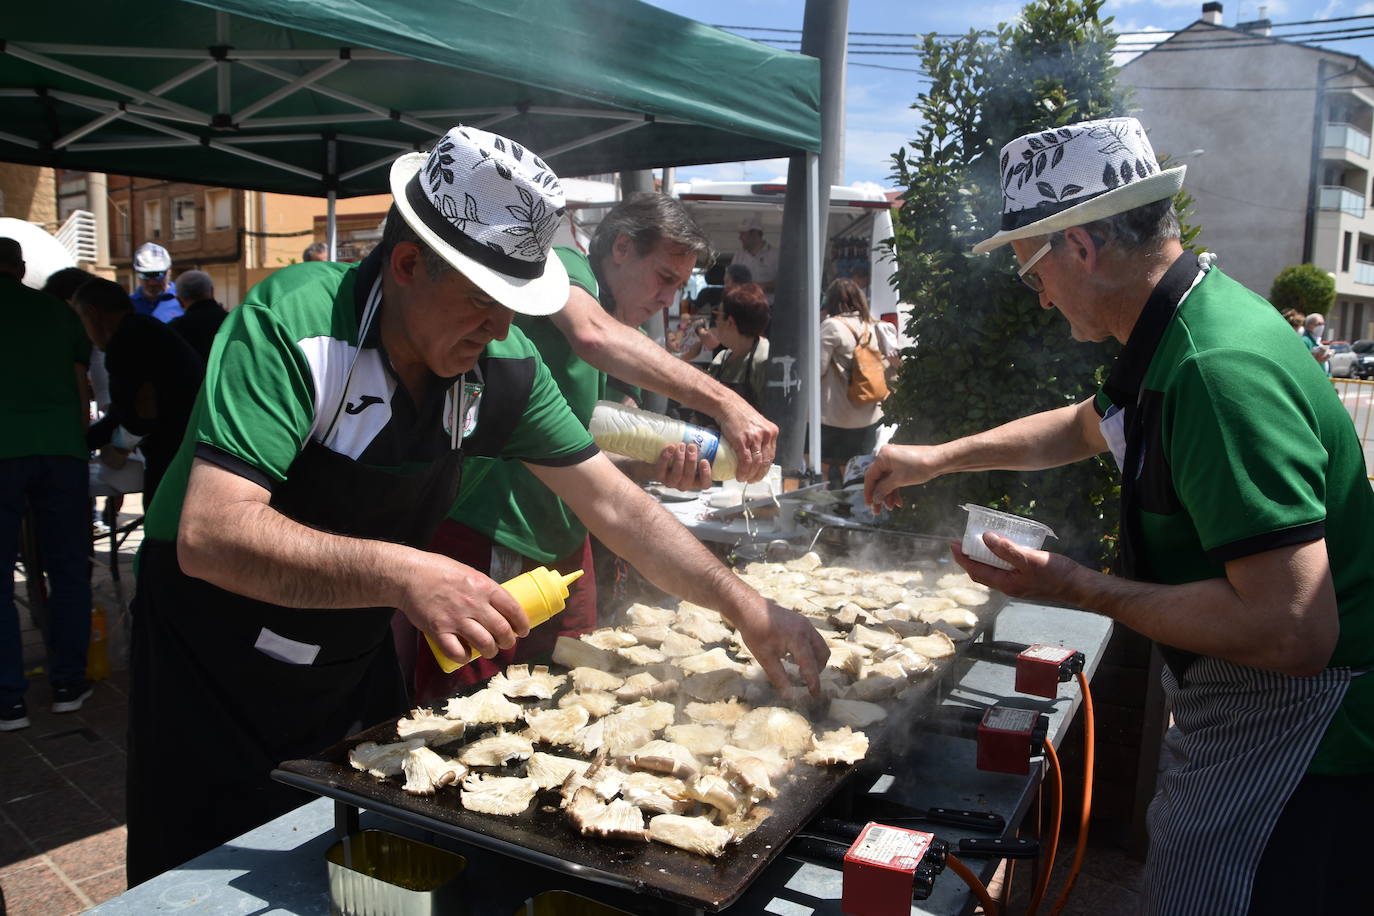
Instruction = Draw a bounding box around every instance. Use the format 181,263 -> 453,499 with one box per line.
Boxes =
843,320 -> 889,405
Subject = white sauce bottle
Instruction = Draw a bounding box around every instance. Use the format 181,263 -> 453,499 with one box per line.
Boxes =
589,400 -> 739,481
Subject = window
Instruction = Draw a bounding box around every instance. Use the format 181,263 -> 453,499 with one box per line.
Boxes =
205,189 -> 233,232
172,195 -> 197,241
1344,232 -> 1353,272
112,200 -> 130,257
143,199 -> 162,240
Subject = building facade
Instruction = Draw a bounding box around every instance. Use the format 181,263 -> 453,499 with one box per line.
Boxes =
1121,4 -> 1374,341
103,176 -> 389,308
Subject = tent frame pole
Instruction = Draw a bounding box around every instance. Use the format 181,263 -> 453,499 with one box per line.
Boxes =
215,13 -> 231,120
327,137 -> 339,262
806,150 -> 822,472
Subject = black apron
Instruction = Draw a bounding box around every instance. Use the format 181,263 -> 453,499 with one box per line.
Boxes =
1102,253 -> 1353,914
126,277 -> 477,884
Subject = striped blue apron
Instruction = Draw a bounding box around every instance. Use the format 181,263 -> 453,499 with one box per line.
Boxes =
1141,659 -> 1353,914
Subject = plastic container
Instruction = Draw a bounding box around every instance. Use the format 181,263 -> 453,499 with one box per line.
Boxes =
960,504 -> 1056,570
86,604 -> 110,681
589,400 -> 739,481
425,567 -> 583,673
326,829 -> 466,916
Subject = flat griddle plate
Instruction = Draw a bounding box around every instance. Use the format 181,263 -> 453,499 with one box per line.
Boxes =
275,550 -> 1004,911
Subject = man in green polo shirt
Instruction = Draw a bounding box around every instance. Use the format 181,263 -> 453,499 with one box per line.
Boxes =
126,127 -> 826,884
412,193 -> 780,699
865,118 -> 1373,915
0,238 -> 94,732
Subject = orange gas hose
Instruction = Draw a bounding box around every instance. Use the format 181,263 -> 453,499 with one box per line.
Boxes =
1027,738 -> 1063,916
1048,672 -> 1095,916
946,852 -> 999,916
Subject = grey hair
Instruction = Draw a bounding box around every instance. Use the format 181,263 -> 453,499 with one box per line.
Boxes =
1077,198 -> 1180,252
589,192 -> 713,269
302,242 -> 329,261
379,204 -> 453,279
176,269 -> 214,302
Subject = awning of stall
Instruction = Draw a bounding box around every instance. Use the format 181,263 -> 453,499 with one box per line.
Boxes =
0,0 -> 820,196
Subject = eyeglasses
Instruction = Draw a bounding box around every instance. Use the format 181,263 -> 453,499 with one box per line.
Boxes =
1016,239 -> 1054,293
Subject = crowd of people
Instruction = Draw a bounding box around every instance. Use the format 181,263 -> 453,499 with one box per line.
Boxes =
1,114 -> 1370,914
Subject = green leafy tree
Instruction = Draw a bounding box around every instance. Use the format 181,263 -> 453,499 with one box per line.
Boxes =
884,0 -> 1127,565
1269,263 -> 1335,317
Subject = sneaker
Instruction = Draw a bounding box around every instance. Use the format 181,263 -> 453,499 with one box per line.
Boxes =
92,519 -> 111,537
52,682 -> 93,714
0,700 -> 29,731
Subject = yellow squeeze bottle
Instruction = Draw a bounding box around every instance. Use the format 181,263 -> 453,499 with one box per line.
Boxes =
425,567 -> 583,673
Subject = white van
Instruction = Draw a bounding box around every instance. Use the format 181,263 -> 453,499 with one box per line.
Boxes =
672,179 -> 906,331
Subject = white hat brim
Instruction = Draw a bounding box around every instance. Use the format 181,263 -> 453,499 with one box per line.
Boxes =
972,166 -> 1186,255
389,153 -> 568,316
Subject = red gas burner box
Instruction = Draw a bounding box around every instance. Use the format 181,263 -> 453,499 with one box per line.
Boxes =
841,822 -> 935,916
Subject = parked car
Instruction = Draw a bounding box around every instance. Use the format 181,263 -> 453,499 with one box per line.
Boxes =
1329,340 -> 1374,379
1350,339 -> 1374,380
1328,341 -> 1356,377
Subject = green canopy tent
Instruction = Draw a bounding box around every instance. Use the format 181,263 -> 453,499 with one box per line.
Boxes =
0,0 -> 819,196
1,0 -> 827,468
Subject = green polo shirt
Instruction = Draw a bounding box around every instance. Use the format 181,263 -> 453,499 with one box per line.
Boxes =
1096,266 -> 1374,775
449,247 -> 605,562
0,275 -> 91,461
145,254 -> 596,543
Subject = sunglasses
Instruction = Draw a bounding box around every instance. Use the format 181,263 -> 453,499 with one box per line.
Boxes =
1015,239 -> 1054,293
139,271 -> 166,281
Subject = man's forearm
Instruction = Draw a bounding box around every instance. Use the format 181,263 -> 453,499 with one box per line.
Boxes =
935,399 -> 1105,474
178,464 -> 415,610
1050,541 -> 1337,677
1063,569 -> 1329,675
557,289 -> 743,418
535,457 -> 759,620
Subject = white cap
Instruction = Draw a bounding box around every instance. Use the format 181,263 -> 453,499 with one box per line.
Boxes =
133,242 -> 172,273
738,214 -> 764,233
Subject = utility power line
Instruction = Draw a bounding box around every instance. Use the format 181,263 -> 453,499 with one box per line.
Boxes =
713,14 -> 1374,40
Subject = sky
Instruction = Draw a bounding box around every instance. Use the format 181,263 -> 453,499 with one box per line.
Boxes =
644,0 -> 1374,189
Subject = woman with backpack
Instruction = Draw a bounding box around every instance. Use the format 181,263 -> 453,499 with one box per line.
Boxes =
820,277 -> 897,485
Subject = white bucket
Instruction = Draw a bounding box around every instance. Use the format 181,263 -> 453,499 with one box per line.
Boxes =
960,504 -> 1056,570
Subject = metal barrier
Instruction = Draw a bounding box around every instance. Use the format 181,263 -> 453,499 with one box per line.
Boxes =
1332,377 -> 1374,481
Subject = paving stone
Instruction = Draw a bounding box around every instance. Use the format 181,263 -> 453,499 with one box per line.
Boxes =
3,787 -> 114,843
42,825 -> 126,882
0,861 -> 86,915
28,722 -> 117,769
75,864 -> 127,906
1,761 -> 65,805
0,820 -> 35,875
0,733 -> 39,768
58,752 -> 125,802
83,709 -> 129,751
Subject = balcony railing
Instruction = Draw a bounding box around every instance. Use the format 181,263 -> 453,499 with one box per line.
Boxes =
53,209 -> 97,264
1355,259 -> 1374,285
1320,185 -> 1367,217
1326,121 -> 1372,158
